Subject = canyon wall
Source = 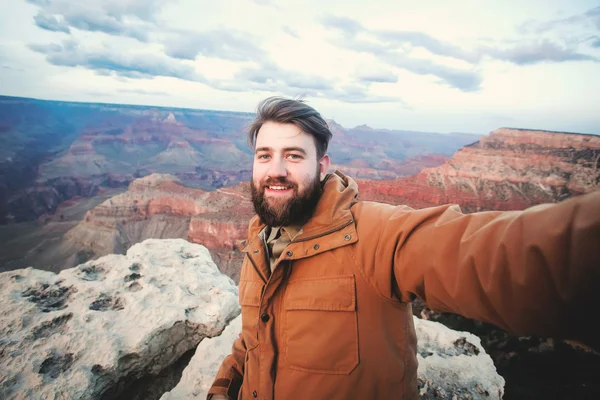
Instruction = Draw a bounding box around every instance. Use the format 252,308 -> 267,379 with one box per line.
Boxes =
358,128 -> 600,212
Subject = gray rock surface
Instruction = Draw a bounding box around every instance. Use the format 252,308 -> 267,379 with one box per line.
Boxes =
0,239 -> 240,400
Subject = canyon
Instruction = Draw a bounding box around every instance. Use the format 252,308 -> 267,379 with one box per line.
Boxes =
4,127 -> 599,289
2,96 -> 600,399
0,95 -> 475,224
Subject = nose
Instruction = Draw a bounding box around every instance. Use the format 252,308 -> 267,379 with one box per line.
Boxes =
267,157 -> 287,179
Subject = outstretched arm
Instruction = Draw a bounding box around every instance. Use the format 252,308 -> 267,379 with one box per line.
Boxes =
356,190 -> 600,347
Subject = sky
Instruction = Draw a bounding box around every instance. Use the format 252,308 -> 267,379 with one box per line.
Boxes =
0,0 -> 599,134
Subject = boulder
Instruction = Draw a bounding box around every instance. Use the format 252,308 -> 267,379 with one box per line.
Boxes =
0,239 -> 240,400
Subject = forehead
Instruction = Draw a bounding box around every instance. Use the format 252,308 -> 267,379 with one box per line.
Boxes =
255,121 -> 316,153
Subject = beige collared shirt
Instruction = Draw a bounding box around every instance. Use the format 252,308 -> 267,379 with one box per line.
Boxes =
265,225 -> 303,272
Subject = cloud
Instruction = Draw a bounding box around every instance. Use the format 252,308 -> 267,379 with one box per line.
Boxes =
34,12 -> 70,33
29,39 -> 204,81
118,88 -> 171,96
322,15 -> 364,36
519,5 -> 600,34
218,61 -> 404,104
353,68 -> 398,83
63,11 -> 150,42
386,53 -> 482,91
26,0 -> 166,41
164,30 -> 267,61
232,62 -> 335,91
324,14 -> 599,91
485,40 -> 599,65
324,15 -> 479,63
377,30 -> 480,63
325,85 -> 401,104
251,0 -> 280,10
323,14 -> 482,91
282,26 -> 300,39
330,34 -> 482,91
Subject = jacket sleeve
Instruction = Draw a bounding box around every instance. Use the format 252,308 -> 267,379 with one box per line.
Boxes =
361,190 -> 600,346
206,333 -> 246,399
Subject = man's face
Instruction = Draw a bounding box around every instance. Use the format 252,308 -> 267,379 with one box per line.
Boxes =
251,121 -> 330,227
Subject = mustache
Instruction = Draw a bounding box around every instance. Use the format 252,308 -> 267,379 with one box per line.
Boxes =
260,177 -> 298,188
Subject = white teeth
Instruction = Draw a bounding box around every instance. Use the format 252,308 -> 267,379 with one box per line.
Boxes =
269,186 -> 289,190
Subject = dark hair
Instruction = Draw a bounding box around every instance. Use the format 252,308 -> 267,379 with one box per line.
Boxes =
247,97 -> 332,160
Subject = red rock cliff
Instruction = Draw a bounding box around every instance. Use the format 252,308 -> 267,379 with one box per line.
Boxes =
359,128 -> 600,212
65,174 -> 254,281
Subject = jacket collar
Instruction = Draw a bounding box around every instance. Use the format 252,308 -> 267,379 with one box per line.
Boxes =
240,170 -> 358,252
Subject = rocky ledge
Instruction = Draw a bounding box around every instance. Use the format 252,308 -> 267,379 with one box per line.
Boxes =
0,239 -> 239,400
1,239 -> 504,400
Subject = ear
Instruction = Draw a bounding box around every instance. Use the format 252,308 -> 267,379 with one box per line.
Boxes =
318,154 -> 331,181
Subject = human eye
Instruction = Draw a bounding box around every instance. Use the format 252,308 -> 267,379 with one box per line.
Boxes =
287,153 -> 304,161
256,153 -> 270,160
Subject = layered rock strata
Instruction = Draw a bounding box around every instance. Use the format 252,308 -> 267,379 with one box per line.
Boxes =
359,128 -> 600,211
53,174 -> 254,280
0,239 -> 240,400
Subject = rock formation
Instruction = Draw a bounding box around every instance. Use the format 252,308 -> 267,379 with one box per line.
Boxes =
30,174 -> 254,280
0,239 -> 240,400
359,128 -> 600,211
161,316 -> 505,400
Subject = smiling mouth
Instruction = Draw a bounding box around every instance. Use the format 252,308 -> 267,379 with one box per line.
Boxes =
267,185 -> 292,191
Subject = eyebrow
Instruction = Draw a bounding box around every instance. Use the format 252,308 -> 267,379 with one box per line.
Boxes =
255,146 -> 307,155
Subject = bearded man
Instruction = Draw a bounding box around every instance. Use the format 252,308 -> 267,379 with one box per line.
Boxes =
208,97 -> 600,400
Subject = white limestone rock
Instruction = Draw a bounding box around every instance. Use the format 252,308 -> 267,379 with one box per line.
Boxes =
160,315 -> 242,400
161,316 -> 504,400
0,239 -> 240,400
414,317 -> 505,399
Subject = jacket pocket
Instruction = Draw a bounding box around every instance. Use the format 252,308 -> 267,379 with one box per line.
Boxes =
283,275 -> 358,375
239,280 -> 263,346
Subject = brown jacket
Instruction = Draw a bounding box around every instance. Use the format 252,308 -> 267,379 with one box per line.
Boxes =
208,171 -> 600,399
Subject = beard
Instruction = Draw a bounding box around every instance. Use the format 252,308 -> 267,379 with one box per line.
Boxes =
251,170 -> 323,227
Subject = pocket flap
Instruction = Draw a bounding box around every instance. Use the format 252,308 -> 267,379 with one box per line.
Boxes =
239,280 -> 263,307
285,275 -> 355,311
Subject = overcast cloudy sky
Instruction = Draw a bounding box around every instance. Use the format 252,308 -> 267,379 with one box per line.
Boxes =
0,0 -> 599,134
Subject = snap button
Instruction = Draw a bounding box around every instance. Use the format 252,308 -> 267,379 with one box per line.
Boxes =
286,251 -> 293,257
261,314 -> 270,322
313,244 -> 319,250
344,234 -> 351,241
253,250 -> 259,254
253,390 -> 258,398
